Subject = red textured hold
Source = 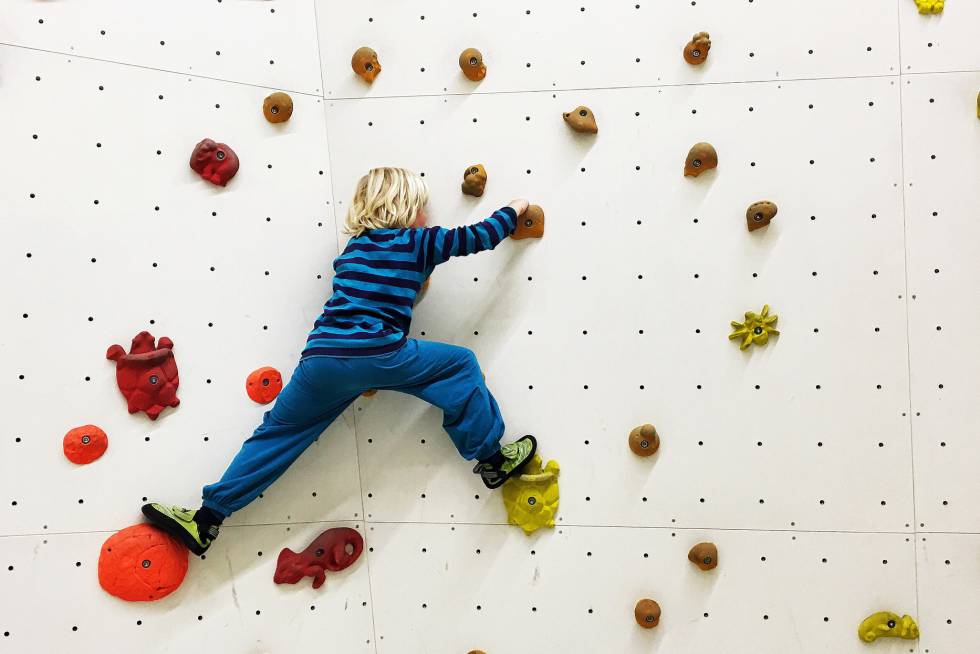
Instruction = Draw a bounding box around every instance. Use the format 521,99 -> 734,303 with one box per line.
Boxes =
189,138 -> 239,186
98,524 -> 188,602
106,331 -> 180,420
63,425 -> 108,464
274,527 -> 364,589
246,366 -> 283,404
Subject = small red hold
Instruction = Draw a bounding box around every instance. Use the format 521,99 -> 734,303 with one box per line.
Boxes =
274,527 -> 364,589
106,331 -> 180,420
63,425 -> 108,464
189,138 -> 239,186
98,524 -> 188,602
246,366 -> 282,404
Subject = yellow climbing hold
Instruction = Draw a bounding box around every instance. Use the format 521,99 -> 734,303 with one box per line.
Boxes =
729,304 -> 780,350
913,0 -> 943,14
858,612 -> 919,643
501,455 -> 560,535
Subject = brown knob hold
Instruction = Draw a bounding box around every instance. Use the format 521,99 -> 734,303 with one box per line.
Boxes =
459,48 -> 487,81
629,424 -> 660,457
684,32 -> 711,65
563,106 -> 598,134
688,542 -> 718,571
684,142 -> 718,177
461,164 -> 488,197
513,204 -> 544,240
634,598 -> 661,628
352,47 -> 381,83
263,92 -> 293,123
746,201 -> 777,232
361,389 -> 378,397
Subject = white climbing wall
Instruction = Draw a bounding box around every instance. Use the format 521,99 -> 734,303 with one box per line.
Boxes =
0,1 -> 977,653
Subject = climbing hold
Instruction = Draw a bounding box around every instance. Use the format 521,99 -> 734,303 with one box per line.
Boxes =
246,366 -> 282,405
63,425 -> 108,465
274,527 -> 364,589
189,138 -> 239,187
459,48 -> 487,81
98,524 -> 188,602
106,331 -> 180,420
501,454 -> 560,535
913,0 -> 944,14
563,106 -> 598,134
746,200 -> 777,232
629,424 -> 660,457
729,304 -> 779,350
976,91 -> 979,119
512,204 -> 545,240
352,47 -> 381,83
684,32 -> 712,65
858,612 -> 919,642
461,164 -> 488,197
262,91 -> 293,123
634,598 -> 661,628
684,142 -> 718,177
688,542 -> 718,571
361,389 -> 378,397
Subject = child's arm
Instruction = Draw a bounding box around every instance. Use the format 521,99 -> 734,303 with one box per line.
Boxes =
420,201 -> 527,268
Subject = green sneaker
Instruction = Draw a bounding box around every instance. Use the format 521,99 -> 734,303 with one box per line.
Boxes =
473,435 -> 537,489
141,503 -> 217,556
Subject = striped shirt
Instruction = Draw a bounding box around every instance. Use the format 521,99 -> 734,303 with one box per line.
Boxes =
302,206 -> 518,358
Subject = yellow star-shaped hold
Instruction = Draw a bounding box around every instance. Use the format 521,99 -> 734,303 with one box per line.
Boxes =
913,0 -> 943,14
729,304 -> 780,350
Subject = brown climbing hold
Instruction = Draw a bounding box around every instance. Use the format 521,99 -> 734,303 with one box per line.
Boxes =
629,424 -> 660,457
688,542 -> 718,571
63,425 -> 108,465
459,48 -> 487,81
684,32 -> 711,65
684,142 -> 718,177
635,598 -> 661,628
563,106 -> 598,134
352,47 -> 381,83
512,204 -> 544,240
263,92 -> 293,123
461,164 -> 488,197
746,201 -> 777,232
361,389 -> 378,397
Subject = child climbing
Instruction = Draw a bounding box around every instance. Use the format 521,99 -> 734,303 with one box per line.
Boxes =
142,167 -> 538,555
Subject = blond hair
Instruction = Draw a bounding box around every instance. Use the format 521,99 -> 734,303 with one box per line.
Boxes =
344,167 -> 429,237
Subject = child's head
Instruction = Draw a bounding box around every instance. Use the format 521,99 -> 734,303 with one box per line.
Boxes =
344,167 -> 429,236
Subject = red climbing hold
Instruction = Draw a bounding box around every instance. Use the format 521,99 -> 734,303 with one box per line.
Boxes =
274,527 -> 364,589
106,331 -> 180,420
189,138 -> 239,186
246,366 -> 283,404
98,524 -> 188,602
63,425 -> 108,464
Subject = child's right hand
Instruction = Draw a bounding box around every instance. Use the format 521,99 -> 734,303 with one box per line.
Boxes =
507,199 -> 529,216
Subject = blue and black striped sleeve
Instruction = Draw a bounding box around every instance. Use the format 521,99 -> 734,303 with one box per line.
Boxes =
420,207 -> 518,269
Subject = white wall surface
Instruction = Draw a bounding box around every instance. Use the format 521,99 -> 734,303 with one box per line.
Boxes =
0,1 -> 977,653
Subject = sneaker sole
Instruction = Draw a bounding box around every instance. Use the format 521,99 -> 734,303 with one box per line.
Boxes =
483,435 -> 538,490
141,504 -> 210,556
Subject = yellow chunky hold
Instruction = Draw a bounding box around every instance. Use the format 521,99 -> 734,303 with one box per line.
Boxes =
858,611 -> 919,643
913,0 -> 944,14
501,455 -> 560,535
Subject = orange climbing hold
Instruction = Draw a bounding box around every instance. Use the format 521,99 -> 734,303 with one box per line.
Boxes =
98,524 -> 188,602
63,425 -> 108,464
246,366 -> 283,404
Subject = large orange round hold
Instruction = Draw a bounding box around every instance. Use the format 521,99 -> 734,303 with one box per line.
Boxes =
63,425 -> 108,464
246,366 -> 283,404
98,524 -> 188,602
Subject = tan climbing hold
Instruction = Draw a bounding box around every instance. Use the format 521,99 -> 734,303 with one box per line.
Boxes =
461,164 -> 487,197
459,48 -> 487,81
262,92 -> 293,123
512,204 -> 544,240
684,142 -> 718,177
629,424 -> 660,457
635,598 -> 661,628
352,47 -> 381,83
746,201 -> 777,232
684,32 -> 711,65
563,106 -> 598,134
688,542 -> 718,570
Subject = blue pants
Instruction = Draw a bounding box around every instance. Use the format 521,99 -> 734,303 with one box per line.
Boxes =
201,340 -> 504,517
